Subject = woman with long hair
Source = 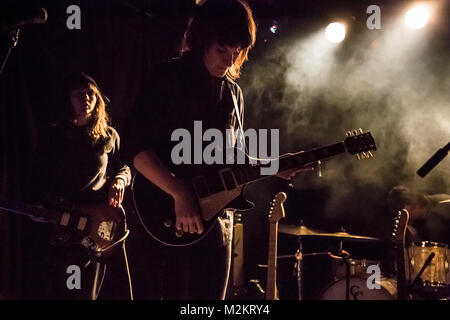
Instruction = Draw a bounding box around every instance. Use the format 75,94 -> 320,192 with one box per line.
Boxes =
40,72 -> 132,299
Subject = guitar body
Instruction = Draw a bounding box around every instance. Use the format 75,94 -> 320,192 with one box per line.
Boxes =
0,199 -> 128,256
54,202 -> 128,255
132,170 -> 254,247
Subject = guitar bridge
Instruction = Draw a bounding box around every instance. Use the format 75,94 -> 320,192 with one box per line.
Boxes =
218,168 -> 238,190
192,175 -> 211,198
97,221 -> 115,241
82,236 -> 98,251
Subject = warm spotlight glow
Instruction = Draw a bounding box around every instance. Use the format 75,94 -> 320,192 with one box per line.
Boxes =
405,5 -> 430,29
325,23 -> 346,43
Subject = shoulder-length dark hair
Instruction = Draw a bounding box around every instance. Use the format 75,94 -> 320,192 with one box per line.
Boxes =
180,0 -> 256,79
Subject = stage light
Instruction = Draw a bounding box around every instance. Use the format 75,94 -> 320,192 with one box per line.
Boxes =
270,21 -> 278,34
405,5 -> 430,29
325,22 -> 346,43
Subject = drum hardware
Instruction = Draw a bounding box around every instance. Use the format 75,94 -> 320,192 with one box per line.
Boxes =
278,222 -> 386,300
278,241 -> 352,300
411,252 -> 435,289
278,224 -> 382,242
408,241 -> 449,299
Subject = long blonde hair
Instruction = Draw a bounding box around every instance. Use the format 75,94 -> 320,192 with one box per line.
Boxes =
87,83 -> 110,141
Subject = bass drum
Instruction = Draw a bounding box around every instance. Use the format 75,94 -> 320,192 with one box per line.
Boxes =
320,277 -> 397,300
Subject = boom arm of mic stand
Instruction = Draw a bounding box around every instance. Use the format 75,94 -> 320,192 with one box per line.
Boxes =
417,142 -> 450,178
0,29 -> 20,76
411,252 -> 435,289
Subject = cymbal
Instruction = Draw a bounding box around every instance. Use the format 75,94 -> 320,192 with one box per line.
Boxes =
278,224 -> 324,236
278,224 -> 381,241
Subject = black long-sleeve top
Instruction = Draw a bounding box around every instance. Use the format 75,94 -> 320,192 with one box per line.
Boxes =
123,53 -> 245,176
41,121 -> 131,203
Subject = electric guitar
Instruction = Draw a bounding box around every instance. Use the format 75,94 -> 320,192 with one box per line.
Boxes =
265,192 -> 287,300
392,208 -> 410,300
132,129 -> 376,246
0,199 -> 129,256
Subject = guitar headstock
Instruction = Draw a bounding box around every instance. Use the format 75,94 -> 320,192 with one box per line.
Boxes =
268,192 -> 287,224
344,128 -> 377,159
392,209 -> 410,244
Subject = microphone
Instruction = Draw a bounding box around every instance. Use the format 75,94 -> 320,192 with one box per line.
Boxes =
1,8 -> 48,32
417,142 -> 450,178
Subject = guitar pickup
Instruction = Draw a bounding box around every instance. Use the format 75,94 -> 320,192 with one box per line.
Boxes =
77,217 -> 87,231
59,212 -> 71,227
218,168 -> 238,191
192,176 -> 211,198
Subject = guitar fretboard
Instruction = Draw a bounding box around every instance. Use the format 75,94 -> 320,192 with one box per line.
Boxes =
192,142 -> 347,199
234,142 -> 346,185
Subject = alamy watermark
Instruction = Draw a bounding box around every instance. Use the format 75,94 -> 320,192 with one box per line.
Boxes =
66,265 -> 81,290
366,264 -> 381,290
170,121 -> 280,175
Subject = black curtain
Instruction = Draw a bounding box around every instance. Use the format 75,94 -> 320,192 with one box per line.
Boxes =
0,0 -> 192,299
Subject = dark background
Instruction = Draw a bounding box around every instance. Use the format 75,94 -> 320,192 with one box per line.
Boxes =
0,0 -> 448,299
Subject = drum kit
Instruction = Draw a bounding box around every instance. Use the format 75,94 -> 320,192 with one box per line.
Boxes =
276,223 -> 449,300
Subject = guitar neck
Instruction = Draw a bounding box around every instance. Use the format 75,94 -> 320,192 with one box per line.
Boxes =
234,142 -> 346,186
392,209 -> 410,300
0,200 -> 58,224
266,222 -> 279,300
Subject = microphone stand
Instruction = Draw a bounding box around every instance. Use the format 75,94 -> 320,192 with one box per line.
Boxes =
410,252 -> 435,292
0,28 -> 20,77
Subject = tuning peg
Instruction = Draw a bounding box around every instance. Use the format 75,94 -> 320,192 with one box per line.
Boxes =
360,152 -> 370,160
359,128 -> 363,134
356,153 -> 361,160
346,131 -> 353,137
353,129 -> 359,136
368,151 -> 374,158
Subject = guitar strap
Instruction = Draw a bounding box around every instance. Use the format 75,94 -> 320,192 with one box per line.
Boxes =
228,82 -> 247,152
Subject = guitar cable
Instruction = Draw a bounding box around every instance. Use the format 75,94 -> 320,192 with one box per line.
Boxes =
89,235 -> 134,300
91,262 -> 106,300
122,241 -> 134,300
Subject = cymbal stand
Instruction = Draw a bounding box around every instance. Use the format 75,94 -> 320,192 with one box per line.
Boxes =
277,238 -> 352,300
295,237 -> 304,300
328,241 -> 351,300
287,236 -> 339,300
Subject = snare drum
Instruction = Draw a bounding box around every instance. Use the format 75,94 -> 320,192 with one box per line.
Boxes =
320,277 -> 397,300
408,241 -> 449,296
